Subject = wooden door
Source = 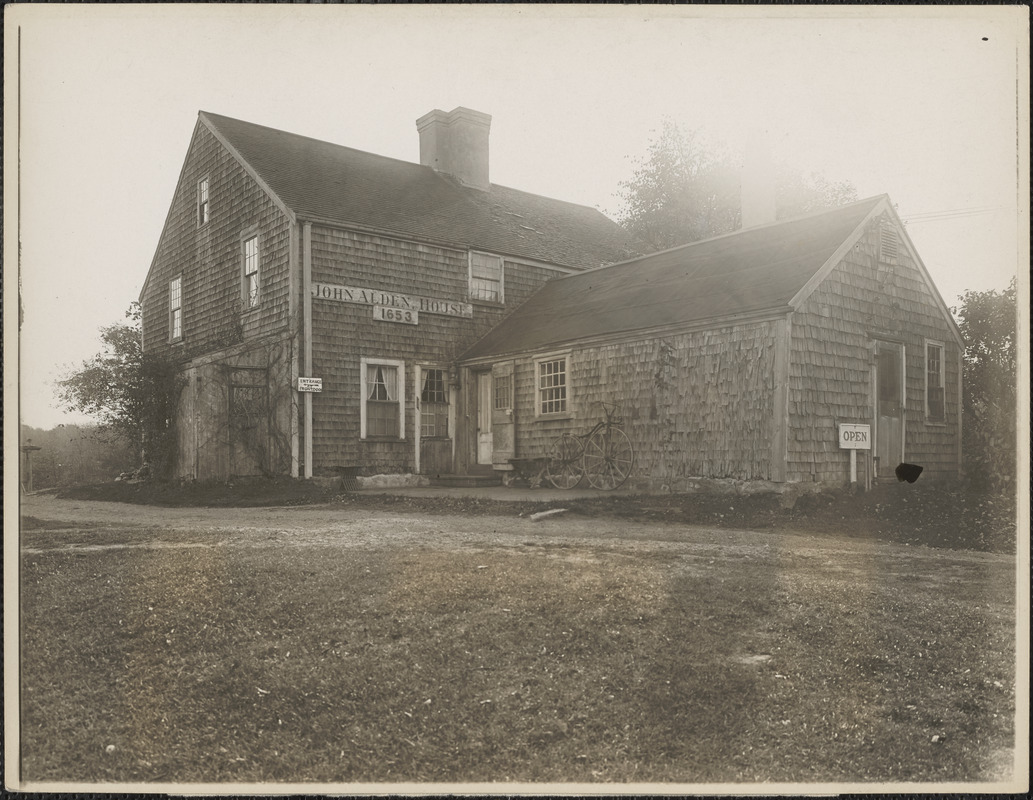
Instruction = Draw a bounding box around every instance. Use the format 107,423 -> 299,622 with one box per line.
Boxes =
417,366 -> 452,475
875,342 -> 904,476
476,371 -> 493,465
491,361 -> 515,466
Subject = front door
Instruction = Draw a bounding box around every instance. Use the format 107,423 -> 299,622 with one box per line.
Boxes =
875,342 -> 904,477
476,371 -> 493,465
416,366 -> 452,475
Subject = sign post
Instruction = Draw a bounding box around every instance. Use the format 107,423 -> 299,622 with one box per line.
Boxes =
296,377 -> 323,393
838,423 -> 871,487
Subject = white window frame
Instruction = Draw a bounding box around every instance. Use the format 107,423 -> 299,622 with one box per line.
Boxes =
360,357 -> 405,440
468,251 -> 505,304
533,351 -> 572,418
197,176 -> 210,227
241,233 -> 260,310
169,275 -> 183,342
924,338 -> 946,424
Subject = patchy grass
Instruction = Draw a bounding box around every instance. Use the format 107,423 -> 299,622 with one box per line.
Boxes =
58,477 -> 1017,554
20,527 -> 1015,785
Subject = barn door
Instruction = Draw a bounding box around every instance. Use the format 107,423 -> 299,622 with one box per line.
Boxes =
476,371 -> 493,465
874,342 -> 904,477
491,361 -> 515,466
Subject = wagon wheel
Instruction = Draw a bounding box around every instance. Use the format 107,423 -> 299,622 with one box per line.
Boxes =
583,427 -> 634,490
545,433 -> 584,490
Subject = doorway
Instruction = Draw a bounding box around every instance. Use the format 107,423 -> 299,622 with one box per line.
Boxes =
874,341 -> 904,477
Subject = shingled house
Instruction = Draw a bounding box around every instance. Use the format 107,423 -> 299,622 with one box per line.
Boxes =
460,195 -> 963,489
139,108 -> 641,480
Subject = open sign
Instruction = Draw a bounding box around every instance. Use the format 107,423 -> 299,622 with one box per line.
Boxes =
838,423 -> 871,450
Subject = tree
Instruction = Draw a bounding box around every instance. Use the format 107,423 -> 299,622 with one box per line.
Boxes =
952,279 -> 1017,492
57,303 -> 183,478
616,119 -> 858,250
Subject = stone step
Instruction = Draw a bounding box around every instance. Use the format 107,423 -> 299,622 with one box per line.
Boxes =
429,473 -> 503,488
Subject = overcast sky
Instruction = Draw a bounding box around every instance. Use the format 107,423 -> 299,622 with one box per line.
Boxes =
6,5 -> 1027,430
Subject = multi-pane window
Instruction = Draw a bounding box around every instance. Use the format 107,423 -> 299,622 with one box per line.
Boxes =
230,382 -> 267,430
197,177 -> 209,226
242,235 -> 259,309
169,276 -> 182,340
926,342 -> 945,422
470,251 -> 503,303
420,368 -> 448,438
362,359 -> 404,439
493,374 -> 512,410
537,357 -> 567,415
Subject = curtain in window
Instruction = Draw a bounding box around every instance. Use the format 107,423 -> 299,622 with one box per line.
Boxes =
367,365 -> 397,401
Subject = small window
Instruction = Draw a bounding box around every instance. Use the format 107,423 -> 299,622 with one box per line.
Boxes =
420,368 -> 448,438
536,356 -> 568,415
926,341 -> 945,422
242,235 -> 259,309
169,276 -> 182,341
493,374 -> 513,411
361,358 -> 405,439
470,251 -> 504,303
197,177 -> 210,226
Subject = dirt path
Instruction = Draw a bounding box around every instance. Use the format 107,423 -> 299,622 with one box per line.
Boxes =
18,493 -> 1010,576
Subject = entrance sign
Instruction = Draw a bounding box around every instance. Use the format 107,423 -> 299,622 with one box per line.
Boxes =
313,282 -> 472,318
838,423 -> 871,450
297,377 -> 323,393
374,305 -> 418,325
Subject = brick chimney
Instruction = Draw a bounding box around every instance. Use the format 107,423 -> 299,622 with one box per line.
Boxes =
416,107 -> 492,191
740,129 -> 776,228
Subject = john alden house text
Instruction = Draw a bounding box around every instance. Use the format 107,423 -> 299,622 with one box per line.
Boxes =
139,108 -> 962,490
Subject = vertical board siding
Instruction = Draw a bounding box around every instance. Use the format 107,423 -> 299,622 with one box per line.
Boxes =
172,338 -> 294,480
787,221 -> 960,483
307,227 -> 565,475
507,320 -> 780,486
141,123 -> 292,360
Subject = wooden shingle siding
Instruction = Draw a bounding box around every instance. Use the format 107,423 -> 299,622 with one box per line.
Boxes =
141,123 -> 292,359
504,321 -> 780,487
306,226 -> 564,475
787,220 -> 960,483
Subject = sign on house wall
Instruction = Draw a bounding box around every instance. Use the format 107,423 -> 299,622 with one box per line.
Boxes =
312,282 -> 473,318
838,423 -> 871,450
296,377 -> 323,392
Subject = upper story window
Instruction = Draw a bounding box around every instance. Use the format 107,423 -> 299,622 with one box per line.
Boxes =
925,341 -> 945,423
469,251 -> 504,304
169,276 -> 183,341
535,354 -> 569,416
242,234 -> 259,309
197,177 -> 210,226
361,357 -> 405,439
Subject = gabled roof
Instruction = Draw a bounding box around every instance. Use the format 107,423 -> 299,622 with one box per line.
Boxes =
199,112 -> 642,270
462,195 -> 911,360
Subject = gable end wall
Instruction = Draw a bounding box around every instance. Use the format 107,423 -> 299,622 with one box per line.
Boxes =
787,220 -> 961,484
141,123 -> 292,360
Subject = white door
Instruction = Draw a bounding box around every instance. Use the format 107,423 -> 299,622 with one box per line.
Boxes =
476,372 -> 493,465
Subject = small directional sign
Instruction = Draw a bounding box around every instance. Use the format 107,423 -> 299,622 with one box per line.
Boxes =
297,377 -> 323,393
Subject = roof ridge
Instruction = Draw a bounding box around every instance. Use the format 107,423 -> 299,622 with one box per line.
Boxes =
199,110 -> 431,173
551,194 -> 887,282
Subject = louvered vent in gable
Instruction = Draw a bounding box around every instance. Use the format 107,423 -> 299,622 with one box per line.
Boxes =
879,222 -> 899,265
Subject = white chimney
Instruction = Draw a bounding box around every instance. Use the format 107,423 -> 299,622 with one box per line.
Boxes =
416,107 -> 492,191
740,129 -> 776,228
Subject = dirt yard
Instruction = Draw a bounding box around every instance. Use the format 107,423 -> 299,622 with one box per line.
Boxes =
15,493 -> 1020,789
